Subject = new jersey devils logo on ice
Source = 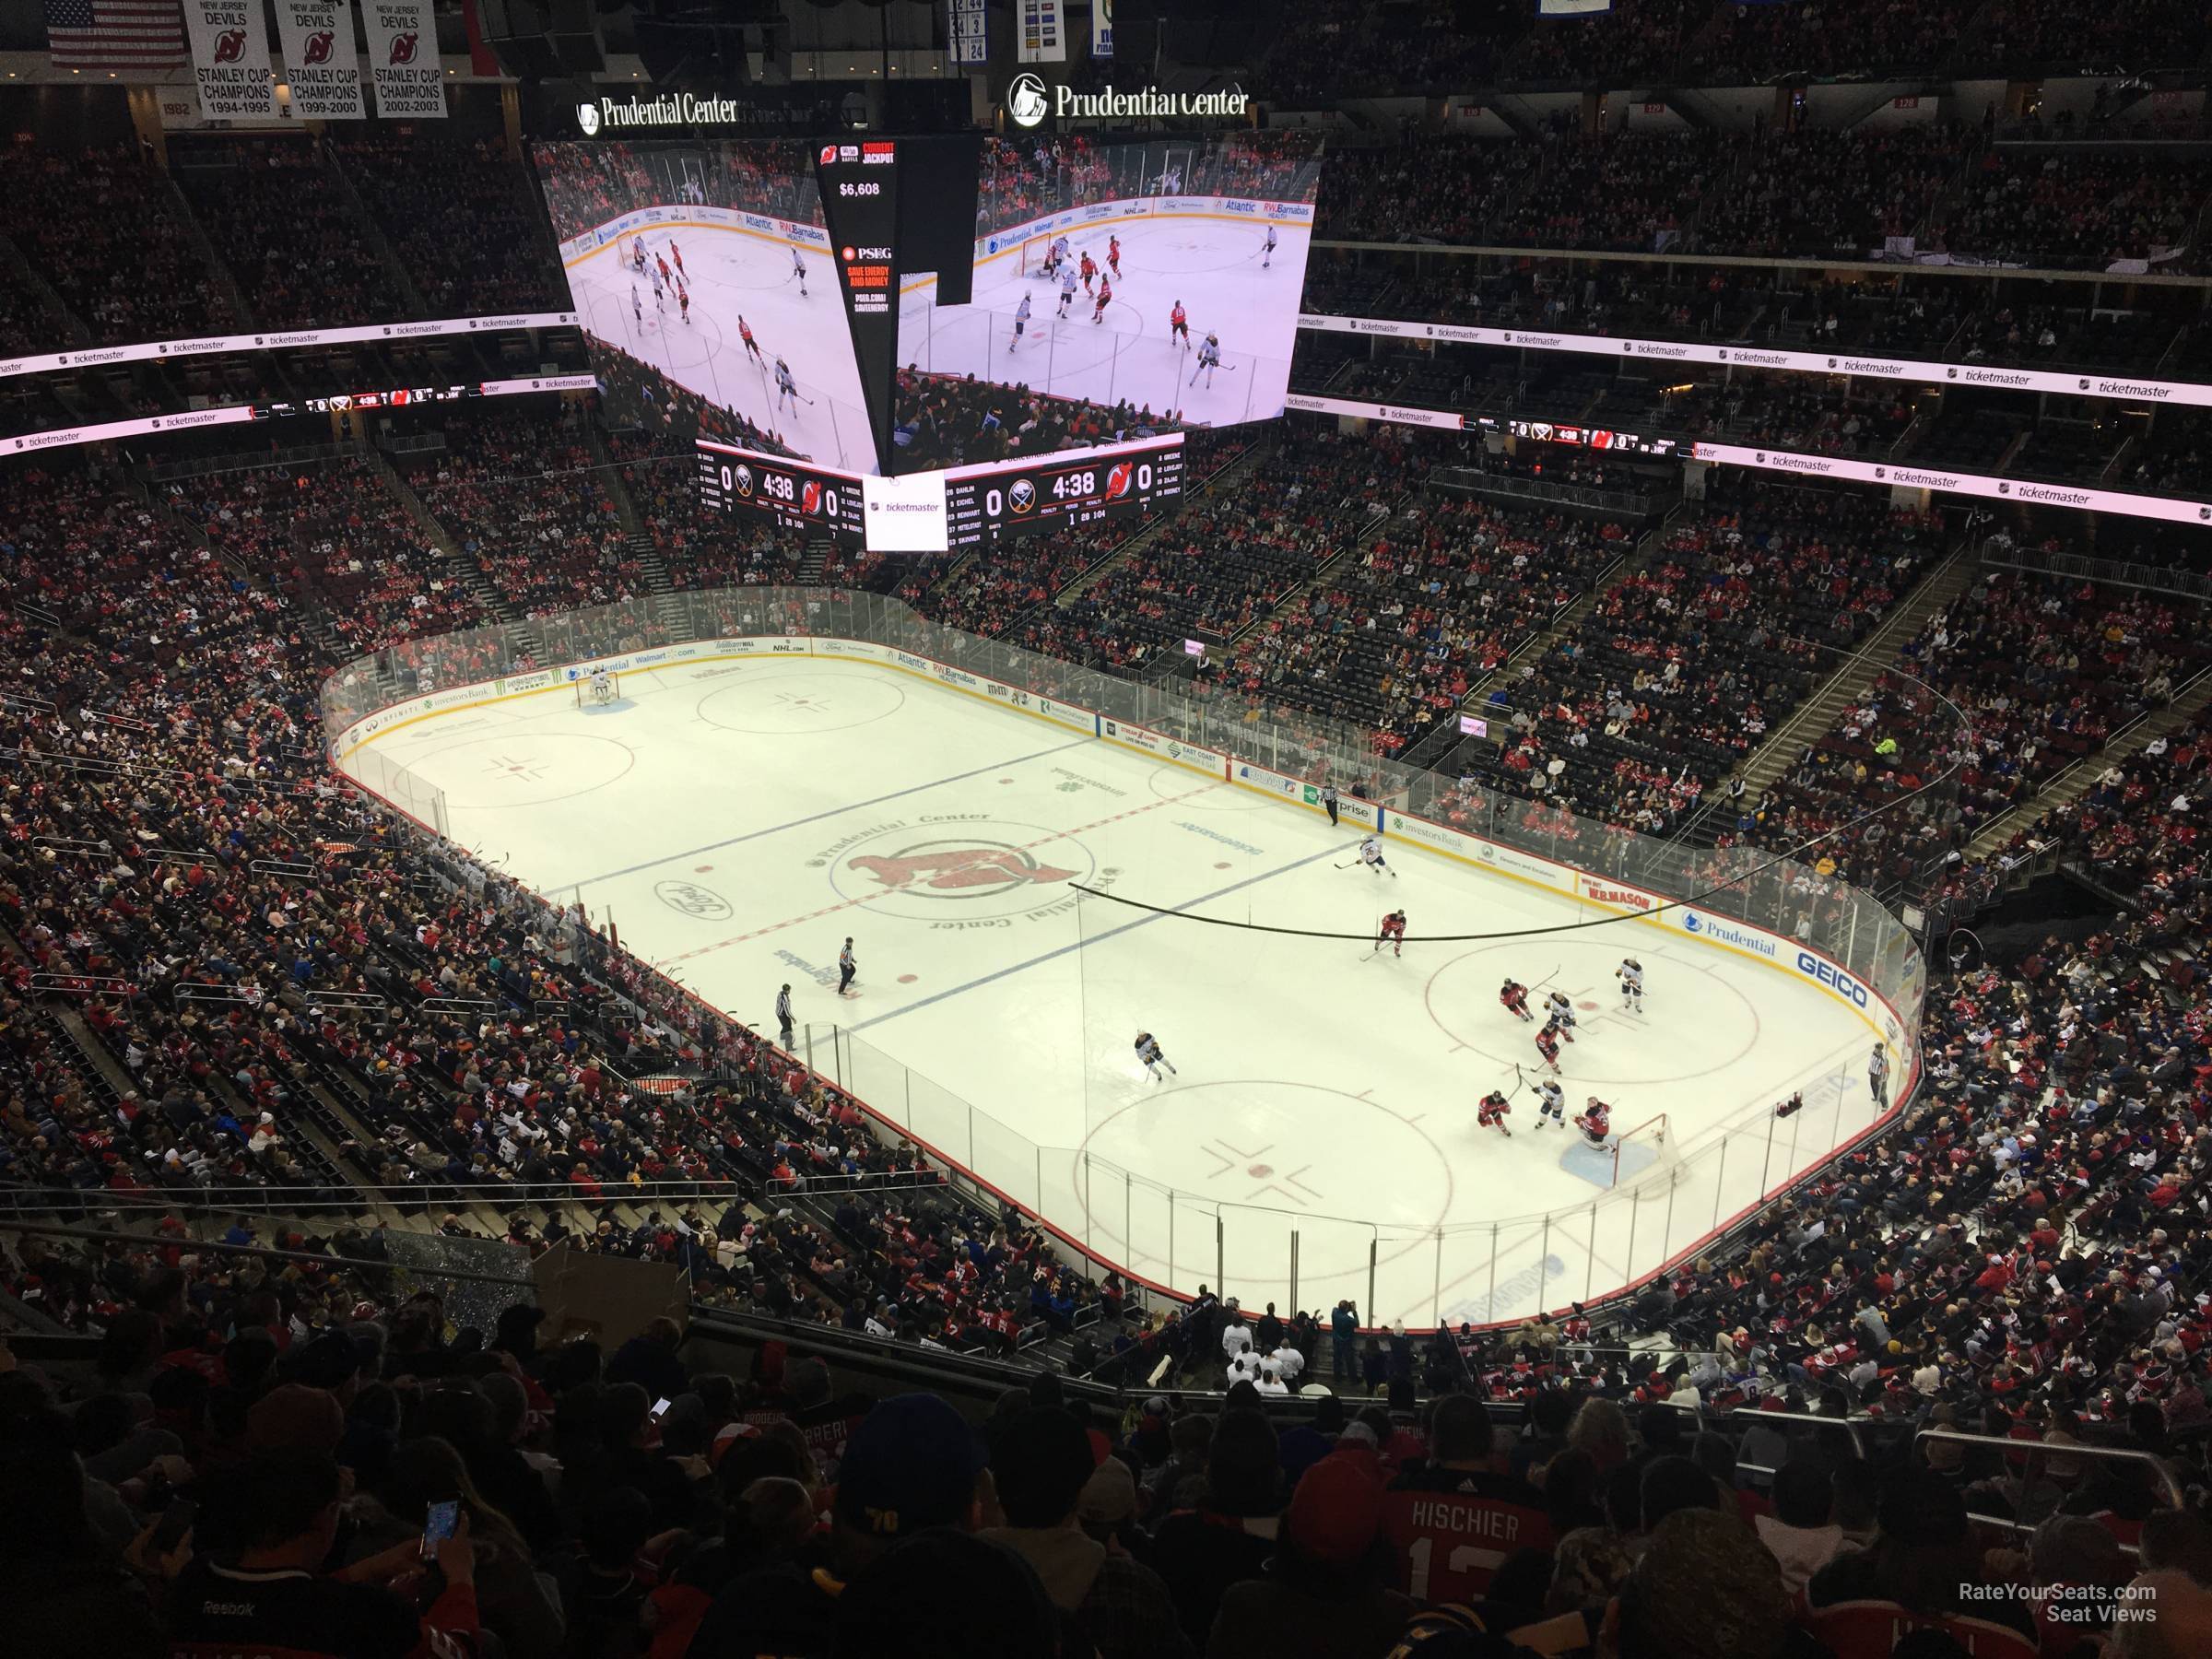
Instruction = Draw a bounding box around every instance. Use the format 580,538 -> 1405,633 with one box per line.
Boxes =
212,28 -> 247,61
387,31 -> 418,64
302,29 -> 335,64
847,842 -> 1077,898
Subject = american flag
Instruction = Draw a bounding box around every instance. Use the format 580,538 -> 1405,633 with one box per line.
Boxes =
43,0 -> 188,74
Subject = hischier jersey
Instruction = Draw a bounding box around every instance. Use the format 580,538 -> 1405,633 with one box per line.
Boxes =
1382,1468 -> 1553,1604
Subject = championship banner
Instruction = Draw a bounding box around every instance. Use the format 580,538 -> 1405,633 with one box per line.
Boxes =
273,0 -> 363,122
1536,0 -> 1613,13
182,0 -> 276,121
362,0 -> 444,119
1018,0 -> 1065,63
1092,0 -> 1112,57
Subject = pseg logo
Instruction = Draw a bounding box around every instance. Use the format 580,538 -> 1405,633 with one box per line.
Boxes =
1007,73 -> 1049,129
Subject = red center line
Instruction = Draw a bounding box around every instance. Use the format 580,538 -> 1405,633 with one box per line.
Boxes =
662,777 -> 1229,966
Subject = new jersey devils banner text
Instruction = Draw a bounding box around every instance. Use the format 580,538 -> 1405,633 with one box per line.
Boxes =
363,0 -> 444,119
183,0 -> 277,122
274,0 -> 364,122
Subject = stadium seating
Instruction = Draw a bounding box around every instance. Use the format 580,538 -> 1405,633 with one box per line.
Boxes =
8,85 -> 2212,1659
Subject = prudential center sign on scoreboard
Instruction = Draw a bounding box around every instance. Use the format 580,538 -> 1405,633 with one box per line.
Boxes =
1004,75 -> 1250,128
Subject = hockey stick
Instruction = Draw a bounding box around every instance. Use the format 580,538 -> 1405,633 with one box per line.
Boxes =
1531,961 -> 1563,992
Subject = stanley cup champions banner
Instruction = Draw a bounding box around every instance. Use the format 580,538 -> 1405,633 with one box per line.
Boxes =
183,0 -> 277,120
274,0 -> 364,121
363,0 -> 445,118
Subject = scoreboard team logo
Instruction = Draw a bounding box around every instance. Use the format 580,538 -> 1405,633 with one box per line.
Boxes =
731,465 -> 754,500
1008,478 -> 1037,514
1106,462 -> 1134,500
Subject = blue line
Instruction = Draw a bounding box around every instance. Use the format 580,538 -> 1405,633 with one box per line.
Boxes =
570,734 -> 1096,885
845,842 -> 1347,1035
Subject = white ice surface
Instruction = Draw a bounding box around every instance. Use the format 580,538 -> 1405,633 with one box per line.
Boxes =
900,215 -> 1312,429
350,657 -> 1883,1324
566,225 -> 878,473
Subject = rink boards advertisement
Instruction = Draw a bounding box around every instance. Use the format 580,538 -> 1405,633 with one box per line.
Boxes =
333,632 -> 1911,1064
554,203 -> 831,265
973,193 -> 1316,271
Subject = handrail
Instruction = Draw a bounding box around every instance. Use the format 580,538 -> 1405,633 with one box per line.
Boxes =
1912,1427 -> 2186,1512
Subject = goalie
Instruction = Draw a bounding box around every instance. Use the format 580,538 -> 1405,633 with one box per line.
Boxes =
1573,1097 -> 1613,1147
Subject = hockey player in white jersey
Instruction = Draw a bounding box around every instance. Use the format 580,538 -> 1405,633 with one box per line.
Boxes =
1263,224 -> 1278,267
1535,1077 -> 1566,1129
1049,233 -> 1070,273
1357,835 -> 1396,878
774,356 -> 801,416
1189,333 -> 1225,389
791,244 -> 809,297
1616,957 -> 1644,1011
1010,291 -> 1033,353
631,282 -> 642,327
1057,265 -> 1079,318
1543,989 -> 1577,1041
1135,1030 -> 1178,1080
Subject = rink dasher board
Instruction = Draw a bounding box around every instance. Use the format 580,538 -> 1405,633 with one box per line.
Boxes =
557,203 -> 832,267
332,633 -> 1915,1091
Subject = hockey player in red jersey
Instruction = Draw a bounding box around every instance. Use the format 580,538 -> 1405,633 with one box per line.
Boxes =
1080,250 -> 1098,291
1477,1089 -> 1512,1135
1573,1097 -> 1612,1146
1535,1018 -> 1563,1071
1170,300 -> 1189,346
739,315 -> 763,363
1108,234 -> 1122,276
1092,276 -> 1112,324
1376,910 -> 1407,958
1500,978 -> 1533,1021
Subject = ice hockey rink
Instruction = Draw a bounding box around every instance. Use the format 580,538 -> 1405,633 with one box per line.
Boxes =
343,653 -> 1891,1327
565,226 -> 879,473
900,209 -> 1312,428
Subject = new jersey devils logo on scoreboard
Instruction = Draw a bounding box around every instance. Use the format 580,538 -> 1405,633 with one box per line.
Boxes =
302,30 -> 335,64
1105,462 -> 1135,500
387,31 -> 418,64
801,480 -> 822,515
819,145 -> 838,166
212,28 -> 247,61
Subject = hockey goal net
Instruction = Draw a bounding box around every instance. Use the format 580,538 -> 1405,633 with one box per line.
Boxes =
1018,232 -> 1058,277
574,671 -> 620,708
1608,1112 -> 1675,1186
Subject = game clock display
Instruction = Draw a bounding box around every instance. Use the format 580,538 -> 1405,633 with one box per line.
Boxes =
945,436 -> 1184,547
696,443 -> 862,543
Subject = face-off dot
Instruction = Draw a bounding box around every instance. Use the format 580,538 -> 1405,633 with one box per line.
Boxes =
897,973 -> 918,983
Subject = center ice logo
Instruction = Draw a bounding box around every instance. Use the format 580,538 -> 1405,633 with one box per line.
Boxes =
1007,73 -> 1049,129
819,818 -> 1098,924
848,841 -> 1076,896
